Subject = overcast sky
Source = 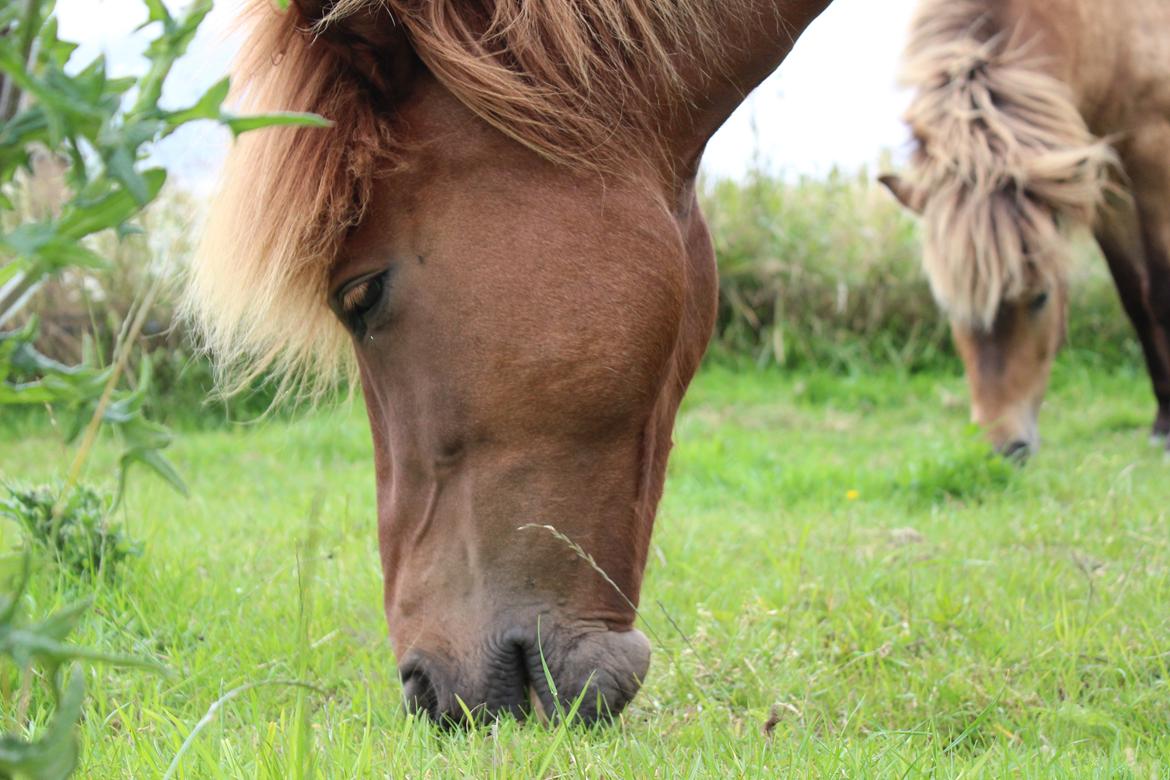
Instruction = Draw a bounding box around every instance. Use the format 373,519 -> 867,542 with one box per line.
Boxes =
55,0 -> 919,191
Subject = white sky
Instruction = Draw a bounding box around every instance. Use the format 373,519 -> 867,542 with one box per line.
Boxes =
55,0 -> 919,190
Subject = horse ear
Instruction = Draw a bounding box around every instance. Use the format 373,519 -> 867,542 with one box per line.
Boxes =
290,0 -> 326,20
878,173 -> 926,215
291,1 -> 399,47
287,1 -> 417,98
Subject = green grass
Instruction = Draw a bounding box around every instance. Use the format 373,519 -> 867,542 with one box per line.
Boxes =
1,357 -> 1168,777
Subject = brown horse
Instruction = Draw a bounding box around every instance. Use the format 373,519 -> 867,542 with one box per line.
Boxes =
881,0 -> 1170,458
186,0 -> 830,724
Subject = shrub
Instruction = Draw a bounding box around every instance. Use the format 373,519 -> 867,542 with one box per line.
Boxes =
0,556 -> 158,780
1,484 -> 142,580
1,0 -> 324,773
701,166 -> 1140,373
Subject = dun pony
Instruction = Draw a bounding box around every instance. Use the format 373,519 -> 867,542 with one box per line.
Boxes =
894,0 -> 1114,329
885,0 -> 1170,456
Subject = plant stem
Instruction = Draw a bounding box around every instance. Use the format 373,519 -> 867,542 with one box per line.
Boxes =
54,276 -> 161,518
0,269 -> 44,329
0,0 -> 44,122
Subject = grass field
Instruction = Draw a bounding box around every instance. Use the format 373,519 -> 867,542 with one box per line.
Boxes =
1,357 -> 1168,777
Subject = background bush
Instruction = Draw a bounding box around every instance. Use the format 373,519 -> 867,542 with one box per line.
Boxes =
5,180 -> 280,429
700,166 -> 1140,374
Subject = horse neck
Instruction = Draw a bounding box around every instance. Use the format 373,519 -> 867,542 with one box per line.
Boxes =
993,0 -> 1124,131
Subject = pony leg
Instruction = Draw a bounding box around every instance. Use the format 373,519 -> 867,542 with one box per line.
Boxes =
1122,125 -> 1170,447
1095,194 -> 1170,444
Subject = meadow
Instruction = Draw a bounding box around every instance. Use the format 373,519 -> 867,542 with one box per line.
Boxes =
4,2 -> 1166,773
2,353 -> 1167,777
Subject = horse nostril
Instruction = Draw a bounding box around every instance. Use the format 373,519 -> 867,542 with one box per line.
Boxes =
1000,439 -> 1032,462
400,665 -> 439,721
396,630 -> 649,727
399,644 -> 530,727
484,636 -> 532,720
526,628 -> 651,726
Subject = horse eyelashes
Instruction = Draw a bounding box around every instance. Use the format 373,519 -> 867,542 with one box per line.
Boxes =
342,275 -> 382,314
336,270 -> 390,338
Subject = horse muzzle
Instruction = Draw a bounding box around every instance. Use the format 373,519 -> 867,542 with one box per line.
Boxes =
398,623 -> 651,726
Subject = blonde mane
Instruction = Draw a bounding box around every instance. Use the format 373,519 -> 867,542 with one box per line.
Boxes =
185,0 -> 716,395
897,0 -> 1114,329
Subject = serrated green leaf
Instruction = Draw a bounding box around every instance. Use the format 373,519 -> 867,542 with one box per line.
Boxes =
0,556 -> 31,626
31,599 -> 92,643
56,168 -> 166,239
106,147 -> 150,204
0,260 -> 27,288
224,111 -> 332,137
0,222 -> 57,258
142,0 -> 173,26
0,667 -> 82,780
164,76 -> 230,129
118,448 -> 188,507
33,240 -> 107,272
0,630 -> 162,670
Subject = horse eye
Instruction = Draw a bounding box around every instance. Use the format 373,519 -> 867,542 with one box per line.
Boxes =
1029,291 -> 1049,312
333,270 -> 389,335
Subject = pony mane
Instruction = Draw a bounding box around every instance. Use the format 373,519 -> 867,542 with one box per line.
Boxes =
897,0 -> 1114,329
185,0 -> 717,396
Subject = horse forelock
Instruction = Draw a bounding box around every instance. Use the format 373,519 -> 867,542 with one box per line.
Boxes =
186,0 -> 720,398
897,0 -> 1114,330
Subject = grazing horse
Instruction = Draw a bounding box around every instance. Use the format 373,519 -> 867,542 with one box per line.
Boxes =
881,0 -> 1170,457
187,0 -> 830,724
